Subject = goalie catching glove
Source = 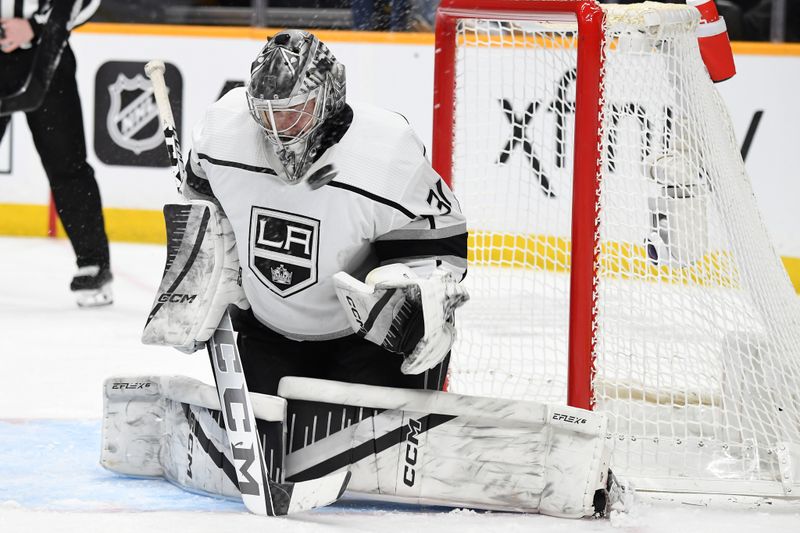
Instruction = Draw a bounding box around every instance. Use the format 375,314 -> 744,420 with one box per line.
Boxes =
333,264 -> 469,374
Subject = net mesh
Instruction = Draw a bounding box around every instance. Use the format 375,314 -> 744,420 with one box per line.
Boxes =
446,1 -> 800,495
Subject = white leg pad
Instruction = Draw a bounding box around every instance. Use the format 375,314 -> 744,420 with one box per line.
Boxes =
102,377 -> 166,478
102,375 -> 614,517
101,375 -> 286,499
279,378 -> 611,518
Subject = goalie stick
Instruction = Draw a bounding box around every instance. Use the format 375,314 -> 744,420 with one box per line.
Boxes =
144,60 -> 350,516
143,60 -> 185,192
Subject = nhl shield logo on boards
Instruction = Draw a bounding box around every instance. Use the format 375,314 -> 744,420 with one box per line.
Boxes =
94,61 -> 182,167
107,73 -> 163,155
249,207 -> 320,298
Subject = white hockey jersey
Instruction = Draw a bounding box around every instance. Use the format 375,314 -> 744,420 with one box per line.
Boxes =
187,88 -> 467,341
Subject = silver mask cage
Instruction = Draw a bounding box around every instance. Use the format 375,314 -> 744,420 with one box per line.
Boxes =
247,83 -> 329,148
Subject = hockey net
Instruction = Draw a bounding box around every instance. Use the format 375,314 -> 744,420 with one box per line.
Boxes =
434,0 -> 800,497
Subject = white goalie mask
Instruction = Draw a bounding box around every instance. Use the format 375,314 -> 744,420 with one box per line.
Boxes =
246,30 -> 346,183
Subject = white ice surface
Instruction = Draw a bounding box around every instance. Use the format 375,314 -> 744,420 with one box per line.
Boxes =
0,236 -> 798,532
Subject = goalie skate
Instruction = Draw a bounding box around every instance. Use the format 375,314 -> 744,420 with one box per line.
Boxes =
71,265 -> 113,308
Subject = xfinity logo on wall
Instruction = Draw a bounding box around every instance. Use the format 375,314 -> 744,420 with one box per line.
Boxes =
249,207 -> 320,298
0,120 -> 10,174
94,61 -> 182,166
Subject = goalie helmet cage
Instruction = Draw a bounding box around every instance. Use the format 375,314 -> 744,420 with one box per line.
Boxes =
433,0 -> 800,498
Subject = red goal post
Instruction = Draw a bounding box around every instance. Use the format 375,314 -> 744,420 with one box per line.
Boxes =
432,0 -> 605,410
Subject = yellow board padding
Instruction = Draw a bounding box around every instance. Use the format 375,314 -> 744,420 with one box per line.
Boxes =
0,204 -> 51,237
781,256 -> 800,293
2,204 -> 800,292
96,208 -> 167,244
0,204 -> 166,244
468,230 -> 800,293
77,23 -> 434,46
453,33 -> 800,57
469,231 -> 572,272
75,23 -> 800,57
731,41 -> 800,57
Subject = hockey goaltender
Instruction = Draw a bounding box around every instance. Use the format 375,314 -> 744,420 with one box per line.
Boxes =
99,30 -> 627,518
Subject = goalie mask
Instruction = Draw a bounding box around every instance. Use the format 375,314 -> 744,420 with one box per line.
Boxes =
246,30 -> 346,183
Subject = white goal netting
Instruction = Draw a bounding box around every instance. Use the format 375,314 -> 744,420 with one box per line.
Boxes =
443,1 -> 800,497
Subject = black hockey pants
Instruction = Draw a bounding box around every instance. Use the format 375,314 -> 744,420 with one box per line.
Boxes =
229,307 -> 450,396
1,44 -> 110,269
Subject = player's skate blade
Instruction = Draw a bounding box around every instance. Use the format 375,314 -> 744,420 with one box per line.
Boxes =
71,266 -> 113,308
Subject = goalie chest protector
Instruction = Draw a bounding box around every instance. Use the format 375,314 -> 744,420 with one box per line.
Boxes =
192,90 -> 457,341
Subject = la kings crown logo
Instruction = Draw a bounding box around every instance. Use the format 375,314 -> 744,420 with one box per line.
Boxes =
249,207 -> 320,297
94,61 -> 182,166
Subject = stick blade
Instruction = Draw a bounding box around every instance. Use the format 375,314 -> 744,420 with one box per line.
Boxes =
272,470 -> 351,516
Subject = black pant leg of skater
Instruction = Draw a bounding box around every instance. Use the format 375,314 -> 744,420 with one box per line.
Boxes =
231,307 -> 450,395
25,44 -> 109,269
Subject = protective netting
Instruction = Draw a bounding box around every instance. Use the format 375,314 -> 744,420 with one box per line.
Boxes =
446,2 -> 800,496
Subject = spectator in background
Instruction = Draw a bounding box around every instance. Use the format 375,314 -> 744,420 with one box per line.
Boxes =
735,0 -> 799,42
409,0 -> 439,31
604,0 -> 798,42
93,0 -> 165,25
0,0 -> 113,307
352,0 -> 410,31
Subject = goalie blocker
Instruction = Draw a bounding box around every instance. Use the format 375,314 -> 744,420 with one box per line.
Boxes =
141,200 -> 249,352
101,375 -> 618,518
